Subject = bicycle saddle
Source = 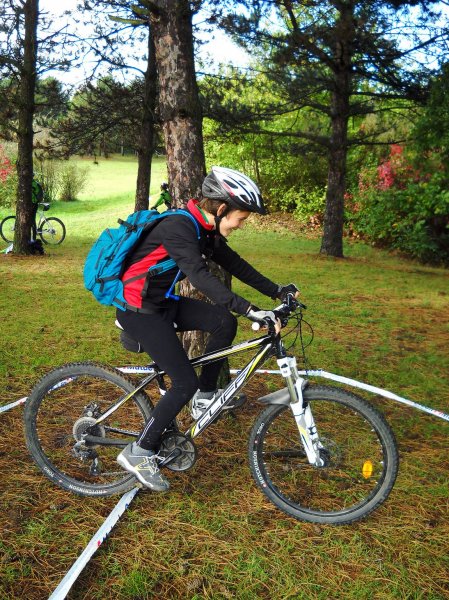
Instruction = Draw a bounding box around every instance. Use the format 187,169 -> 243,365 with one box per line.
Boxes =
115,320 -> 143,353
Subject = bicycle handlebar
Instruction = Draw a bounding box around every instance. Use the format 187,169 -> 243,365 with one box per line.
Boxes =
250,294 -> 306,332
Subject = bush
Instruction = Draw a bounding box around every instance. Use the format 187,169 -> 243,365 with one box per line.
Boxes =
0,144 -> 17,209
34,157 -> 60,202
293,187 -> 326,222
350,170 -> 449,266
58,162 -> 89,201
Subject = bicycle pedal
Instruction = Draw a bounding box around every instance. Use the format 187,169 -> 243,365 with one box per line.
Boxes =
224,393 -> 247,411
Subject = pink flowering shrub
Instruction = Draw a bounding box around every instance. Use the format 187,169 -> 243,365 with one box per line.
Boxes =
349,145 -> 449,265
0,145 -> 17,208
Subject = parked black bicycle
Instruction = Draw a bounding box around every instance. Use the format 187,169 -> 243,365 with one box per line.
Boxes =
24,296 -> 399,524
0,202 -> 66,245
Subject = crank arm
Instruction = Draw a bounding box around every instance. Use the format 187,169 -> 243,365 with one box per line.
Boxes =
158,447 -> 183,467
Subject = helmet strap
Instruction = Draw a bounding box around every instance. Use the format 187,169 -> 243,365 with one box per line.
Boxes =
214,214 -> 223,237
214,204 -> 230,242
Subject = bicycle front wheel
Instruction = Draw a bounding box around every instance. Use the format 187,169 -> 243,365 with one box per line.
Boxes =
249,385 -> 399,524
24,362 -> 156,497
39,217 -> 66,244
0,215 -> 16,243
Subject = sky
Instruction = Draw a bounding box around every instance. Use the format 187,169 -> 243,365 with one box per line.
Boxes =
39,0 -> 449,87
39,0 -> 250,87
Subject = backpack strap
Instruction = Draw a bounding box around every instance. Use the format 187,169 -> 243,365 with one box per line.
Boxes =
113,297 -> 158,314
122,257 -> 177,285
157,208 -> 201,240
160,209 -> 201,301
121,208 -> 202,307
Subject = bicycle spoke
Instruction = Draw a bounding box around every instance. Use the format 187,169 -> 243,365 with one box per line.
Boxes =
249,386 -> 398,524
39,217 -> 66,244
25,364 -> 156,496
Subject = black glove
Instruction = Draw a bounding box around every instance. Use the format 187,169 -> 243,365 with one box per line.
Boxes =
246,305 -> 277,325
277,283 -> 299,301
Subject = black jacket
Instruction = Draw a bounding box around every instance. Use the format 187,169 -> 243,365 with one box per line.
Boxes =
121,199 -> 278,314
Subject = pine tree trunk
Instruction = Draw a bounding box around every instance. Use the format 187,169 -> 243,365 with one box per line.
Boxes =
150,0 -> 205,205
150,1 -> 230,382
320,7 -> 353,258
320,80 -> 350,258
151,0 -> 207,359
14,0 -> 39,255
319,121 -> 347,258
135,24 -> 157,212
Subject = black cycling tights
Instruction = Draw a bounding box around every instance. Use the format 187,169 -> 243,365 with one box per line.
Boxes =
116,297 -> 238,451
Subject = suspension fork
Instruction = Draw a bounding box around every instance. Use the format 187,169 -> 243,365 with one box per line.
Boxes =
277,355 -> 324,467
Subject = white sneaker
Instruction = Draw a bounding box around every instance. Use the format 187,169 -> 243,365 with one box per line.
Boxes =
190,389 -> 222,420
190,389 -> 248,420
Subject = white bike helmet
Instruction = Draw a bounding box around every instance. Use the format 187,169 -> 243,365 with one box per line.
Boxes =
202,166 -> 266,215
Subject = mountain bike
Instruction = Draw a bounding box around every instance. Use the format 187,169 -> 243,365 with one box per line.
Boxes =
23,296 -> 399,525
0,202 -> 66,245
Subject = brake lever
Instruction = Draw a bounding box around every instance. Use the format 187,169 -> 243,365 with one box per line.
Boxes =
250,294 -> 306,332
285,293 -> 307,311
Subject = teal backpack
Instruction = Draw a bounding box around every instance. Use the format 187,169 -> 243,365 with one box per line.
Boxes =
83,209 -> 200,311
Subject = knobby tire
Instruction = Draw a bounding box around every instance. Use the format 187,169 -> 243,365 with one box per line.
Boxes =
24,362 -> 154,497
0,215 -> 16,243
248,385 -> 399,525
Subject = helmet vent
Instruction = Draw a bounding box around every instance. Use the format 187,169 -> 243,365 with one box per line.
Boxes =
202,166 -> 266,215
221,181 -> 236,196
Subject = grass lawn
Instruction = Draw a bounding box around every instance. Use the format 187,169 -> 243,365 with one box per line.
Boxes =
0,155 -> 448,599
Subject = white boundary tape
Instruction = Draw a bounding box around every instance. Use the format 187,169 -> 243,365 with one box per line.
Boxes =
115,366 -> 449,422
48,486 -> 139,600
297,369 -> 449,423
1,367 -> 448,422
0,396 -> 27,414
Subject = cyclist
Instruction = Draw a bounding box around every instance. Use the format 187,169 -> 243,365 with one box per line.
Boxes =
31,177 -> 44,240
150,182 -> 172,211
116,166 -> 298,491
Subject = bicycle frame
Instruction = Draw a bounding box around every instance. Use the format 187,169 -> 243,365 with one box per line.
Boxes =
94,333 -> 273,428
89,326 -> 323,467
37,213 -> 47,230
36,206 -> 53,231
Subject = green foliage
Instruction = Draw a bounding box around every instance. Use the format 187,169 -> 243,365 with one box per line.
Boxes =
203,115 -> 327,218
347,61 -> 449,267
58,162 -> 90,202
34,77 -> 69,126
258,152 -> 326,218
413,62 -> 449,161
34,157 -> 60,202
292,187 -> 326,221
350,169 -> 449,266
53,76 -> 152,158
0,170 -> 16,209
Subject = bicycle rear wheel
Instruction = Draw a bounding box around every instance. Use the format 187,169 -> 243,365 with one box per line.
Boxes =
24,362 -> 156,497
39,217 -> 66,244
249,385 -> 399,524
0,215 -> 16,243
